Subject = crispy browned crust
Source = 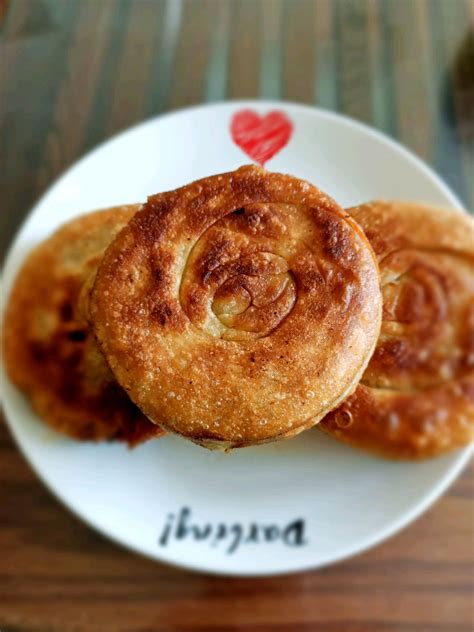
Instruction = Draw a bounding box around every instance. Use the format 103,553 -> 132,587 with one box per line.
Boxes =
90,166 -> 382,448
321,201 -> 474,459
3,206 -> 165,446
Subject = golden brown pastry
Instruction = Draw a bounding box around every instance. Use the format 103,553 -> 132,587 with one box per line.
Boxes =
321,201 -> 474,459
90,166 -> 382,448
3,206 -> 165,446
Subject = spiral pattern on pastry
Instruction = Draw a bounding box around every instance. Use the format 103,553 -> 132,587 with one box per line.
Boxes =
321,201 -> 474,459
3,206 -> 165,446
90,166 -> 382,448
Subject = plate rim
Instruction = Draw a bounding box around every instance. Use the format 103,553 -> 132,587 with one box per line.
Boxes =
2,395 -> 472,577
1,100 -> 472,576
3,100 -> 467,263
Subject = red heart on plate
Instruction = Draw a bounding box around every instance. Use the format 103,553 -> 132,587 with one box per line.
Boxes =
231,110 -> 293,166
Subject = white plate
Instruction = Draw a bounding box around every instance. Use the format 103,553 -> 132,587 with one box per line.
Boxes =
1,101 -> 472,576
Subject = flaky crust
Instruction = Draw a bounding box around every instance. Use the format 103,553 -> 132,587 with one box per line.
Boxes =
3,206 -> 165,446
91,166 -> 382,448
321,201 -> 474,459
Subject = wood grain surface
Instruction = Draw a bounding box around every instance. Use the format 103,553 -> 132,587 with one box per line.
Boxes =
1,1 -> 473,631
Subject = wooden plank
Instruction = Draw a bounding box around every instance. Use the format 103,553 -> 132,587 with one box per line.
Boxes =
228,0 -> 261,99
104,0 -> 165,134
36,0 -> 117,192
440,0 -> 474,210
335,0 -> 373,124
0,0 -> 79,258
314,0 -> 338,110
282,0 -> 316,104
168,0 -> 214,109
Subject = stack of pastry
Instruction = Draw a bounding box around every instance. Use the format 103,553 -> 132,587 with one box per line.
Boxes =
3,206 -> 164,446
3,166 -> 473,459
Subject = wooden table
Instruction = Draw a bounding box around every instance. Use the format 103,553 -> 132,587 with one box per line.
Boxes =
1,1 -> 473,630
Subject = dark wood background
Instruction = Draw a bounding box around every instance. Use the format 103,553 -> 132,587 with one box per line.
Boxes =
1,1 -> 473,630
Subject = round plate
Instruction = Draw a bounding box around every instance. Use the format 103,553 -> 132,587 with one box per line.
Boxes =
2,101 -> 472,576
